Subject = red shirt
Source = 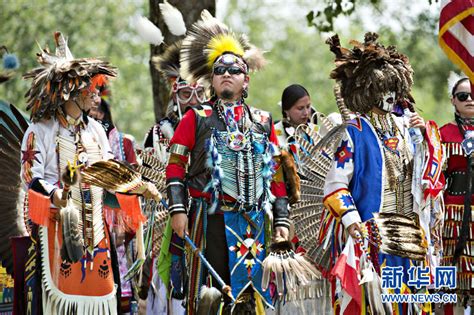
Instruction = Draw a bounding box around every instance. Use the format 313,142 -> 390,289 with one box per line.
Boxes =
166,107 -> 286,201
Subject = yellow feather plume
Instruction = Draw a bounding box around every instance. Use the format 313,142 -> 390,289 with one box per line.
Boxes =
206,34 -> 244,69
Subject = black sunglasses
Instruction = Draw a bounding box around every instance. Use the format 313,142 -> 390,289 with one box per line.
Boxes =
455,92 -> 473,102
213,66 -> 243,76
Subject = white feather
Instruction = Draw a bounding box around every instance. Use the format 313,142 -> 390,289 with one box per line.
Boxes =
131,14 -> 164,45
159,0 -> 186,36
160,120 -> 175,140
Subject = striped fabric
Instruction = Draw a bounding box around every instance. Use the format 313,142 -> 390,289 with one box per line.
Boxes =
439,0 -> 474,80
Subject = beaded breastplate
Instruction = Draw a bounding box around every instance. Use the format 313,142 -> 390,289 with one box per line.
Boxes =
213,130 -> 266,208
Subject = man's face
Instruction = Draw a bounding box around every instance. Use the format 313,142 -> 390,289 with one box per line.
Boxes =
377,91 -> 396,113
175,84 -> 206,112
211,54 -> 249,101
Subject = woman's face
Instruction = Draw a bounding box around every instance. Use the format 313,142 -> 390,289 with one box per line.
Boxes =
89,104 -> 105,120
452,80 -> 474,119
285,95 -> 311,125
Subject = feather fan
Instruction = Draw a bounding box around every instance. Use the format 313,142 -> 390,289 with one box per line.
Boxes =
261,240 -> 321,296
0,103 -> 29,275
81,160 -> 144,193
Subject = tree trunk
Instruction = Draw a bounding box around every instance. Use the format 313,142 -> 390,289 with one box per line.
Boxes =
149,0 -> 216,123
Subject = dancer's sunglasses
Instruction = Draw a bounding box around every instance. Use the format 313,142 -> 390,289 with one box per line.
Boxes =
213,66 -> 244,76
455,92 -> 473,102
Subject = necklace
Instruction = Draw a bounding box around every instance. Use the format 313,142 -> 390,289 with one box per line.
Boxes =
216,99 -> 248,151
370,113 -> 412,193
455,113 -> 474,155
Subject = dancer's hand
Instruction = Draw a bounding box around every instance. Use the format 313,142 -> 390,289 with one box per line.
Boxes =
409,112 -> 425,132
347,222 -> 362,239
274,226 -> 289,241
142,182 -> 160,200
52,189 -> 67,208
171,213 -> 188,238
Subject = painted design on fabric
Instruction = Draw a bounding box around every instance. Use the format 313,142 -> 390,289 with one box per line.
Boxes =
383,137 -> 400,155
229,224 -> 264,276
224,210 -> 271,306
323,188 -> 357,218
79,246 -> 109,282
335,139 -> 353,169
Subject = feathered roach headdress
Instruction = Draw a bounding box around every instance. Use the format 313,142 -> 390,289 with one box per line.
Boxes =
326,32 -> 413,114
152,40 -> 207,119
153,40 -> 182,83
180,10 -> 266,87
23,32 -> 117,122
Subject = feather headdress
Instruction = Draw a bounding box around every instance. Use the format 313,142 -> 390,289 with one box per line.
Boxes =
180,10 -> 265,86
152,40 -> 182,82
23,32 -> 117,122
327,32 -> 413,114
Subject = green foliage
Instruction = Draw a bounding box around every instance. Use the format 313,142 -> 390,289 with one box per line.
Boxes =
0,0 -> 154,142
246,27 -> 336,120
224,0 -> 456,128
307,0 -> 359,33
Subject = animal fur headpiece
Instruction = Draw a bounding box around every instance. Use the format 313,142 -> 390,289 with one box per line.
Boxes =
327,32 -> 413,114
23,32 -> 117,122
180,10 -> 266,87
153,40 -> 183,84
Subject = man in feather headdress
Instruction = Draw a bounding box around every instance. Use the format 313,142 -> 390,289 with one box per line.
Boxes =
142,41 -> 206,315
322,33 -> 443,314
143,41 -> 206,162
18,32 -> 157,314
165,11 -> 289,314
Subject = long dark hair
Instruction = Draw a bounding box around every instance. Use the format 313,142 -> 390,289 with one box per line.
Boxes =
452,78 -> 469,96
281,84 -> 310,118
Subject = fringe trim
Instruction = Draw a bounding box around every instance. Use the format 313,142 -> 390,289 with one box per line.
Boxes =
284,278 -> 327,301
262,142 -> 276,217
444,142 -> 464,159
204,133 -> 223,215
443,204 -> 474,221
39,227 -> 117,315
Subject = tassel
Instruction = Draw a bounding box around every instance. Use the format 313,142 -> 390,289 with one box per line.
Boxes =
28,189 -> 51,226
116,193 -> 146,231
